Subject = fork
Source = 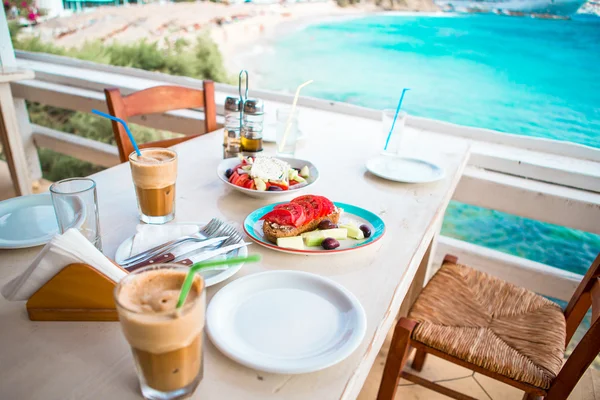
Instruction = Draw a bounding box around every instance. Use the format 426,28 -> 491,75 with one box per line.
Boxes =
212,223 -> 244,247
120,218 -> 224,266
124,221 -> 245,269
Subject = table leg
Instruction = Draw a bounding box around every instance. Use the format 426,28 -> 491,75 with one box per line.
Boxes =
0,83 -> 32,196
398,236 -> 434,318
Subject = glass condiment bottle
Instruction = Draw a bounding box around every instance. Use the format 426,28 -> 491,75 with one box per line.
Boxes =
224,96 -> 243,158
241,99 -> 264,156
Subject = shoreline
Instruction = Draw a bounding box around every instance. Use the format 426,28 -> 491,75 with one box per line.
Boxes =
220,8 -> 455,89
211,3 -> 376,85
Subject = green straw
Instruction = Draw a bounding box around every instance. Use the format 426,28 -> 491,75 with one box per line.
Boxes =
176,254 -> 261,308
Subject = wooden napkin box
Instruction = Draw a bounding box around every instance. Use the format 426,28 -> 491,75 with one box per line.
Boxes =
26,263 -> 126,322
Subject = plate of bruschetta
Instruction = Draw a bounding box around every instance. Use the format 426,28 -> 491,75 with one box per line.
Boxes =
242,195 -> 385,255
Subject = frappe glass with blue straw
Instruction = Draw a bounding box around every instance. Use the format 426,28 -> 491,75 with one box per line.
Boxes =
129,148 -> 178,224
91,109 -> 178,224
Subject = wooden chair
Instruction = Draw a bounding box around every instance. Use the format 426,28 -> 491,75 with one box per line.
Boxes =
377,253 -> 600,400
104,83 -> 217,163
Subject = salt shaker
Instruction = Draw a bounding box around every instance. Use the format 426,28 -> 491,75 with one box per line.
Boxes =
241,98 -> 264,156
224,96 -> 242,158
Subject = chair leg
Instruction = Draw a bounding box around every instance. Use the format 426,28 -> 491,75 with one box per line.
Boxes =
411,348 -> 427,372
377,318 -> 418,400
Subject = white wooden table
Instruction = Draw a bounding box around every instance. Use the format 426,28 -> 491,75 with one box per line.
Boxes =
0,110 -> 469,400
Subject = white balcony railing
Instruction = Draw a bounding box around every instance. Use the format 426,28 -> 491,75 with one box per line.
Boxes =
9,50 -> 600,302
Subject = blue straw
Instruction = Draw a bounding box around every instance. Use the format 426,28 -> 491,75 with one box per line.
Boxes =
92,109 -> 141,157
384,88 -> 410,151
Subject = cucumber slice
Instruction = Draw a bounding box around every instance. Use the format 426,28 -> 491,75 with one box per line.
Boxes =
304,234 -> 325,247
302,228 -> 347,247
300,165 -> 310,178
319,228 -> 348,240
277,236 -> 304,250
339,223 -> 364,240
254,178 -> 267,191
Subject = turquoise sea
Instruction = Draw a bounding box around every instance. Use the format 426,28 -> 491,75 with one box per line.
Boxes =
255,13 -> 600,275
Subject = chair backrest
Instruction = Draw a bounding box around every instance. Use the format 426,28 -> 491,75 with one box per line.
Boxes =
547,253 -> 600,398
104,83 -> 217,162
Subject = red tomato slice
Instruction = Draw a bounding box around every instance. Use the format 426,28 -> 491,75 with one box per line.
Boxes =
274,203 -> 306,227
261,209 -> 294,226
229,171 -> 239,184
315,196 -> 335,216
289,179 -> 300,186
292,200 -> 315,222
243,178 -> 254,189
292,196 -> 323,221
236,174 -> 250,187
232,174 -> 245,186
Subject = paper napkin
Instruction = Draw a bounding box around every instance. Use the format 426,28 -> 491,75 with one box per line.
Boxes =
129,223 -> 200,257
2,229 -> 127,301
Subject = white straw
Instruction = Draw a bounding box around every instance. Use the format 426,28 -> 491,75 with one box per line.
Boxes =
278,80 -> 313,153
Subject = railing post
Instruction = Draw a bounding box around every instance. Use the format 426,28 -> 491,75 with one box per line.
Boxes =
0,8 -> 42,196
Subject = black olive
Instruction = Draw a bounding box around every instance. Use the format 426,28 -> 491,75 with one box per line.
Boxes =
321,238 -> 340,250
225,168 -> 233,179
318,220 -> 337,230
359,224 -> 372,238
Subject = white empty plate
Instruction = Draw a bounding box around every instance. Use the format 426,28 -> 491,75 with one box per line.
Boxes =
366,154 -> 445,183
0,193 -> 59,248
206,270 -> 367,374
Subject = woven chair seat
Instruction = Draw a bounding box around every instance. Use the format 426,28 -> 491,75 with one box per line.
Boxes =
408,262 -> 566,389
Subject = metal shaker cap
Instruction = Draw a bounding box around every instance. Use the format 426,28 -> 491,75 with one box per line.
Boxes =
225,97 -> 242,112
243,98 -> 264,115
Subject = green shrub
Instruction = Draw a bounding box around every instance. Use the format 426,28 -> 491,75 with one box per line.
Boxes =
9,24 -> 229,181
8,21 -> 21,40
193,33 -> 230,83
38,148 -> 104,181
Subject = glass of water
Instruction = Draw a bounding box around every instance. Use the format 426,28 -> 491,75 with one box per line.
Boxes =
50,178 -> 102,251
276,108 -> 299,157
381,109 -> 407,155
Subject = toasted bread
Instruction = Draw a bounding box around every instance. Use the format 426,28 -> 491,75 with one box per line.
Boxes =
263,208 -> 342,243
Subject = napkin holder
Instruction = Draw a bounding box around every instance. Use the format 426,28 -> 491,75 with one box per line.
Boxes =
26,263 -> 125,322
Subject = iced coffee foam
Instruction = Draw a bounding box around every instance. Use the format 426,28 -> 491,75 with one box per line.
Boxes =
117,269 -> 205,354
129,149 -> 177,190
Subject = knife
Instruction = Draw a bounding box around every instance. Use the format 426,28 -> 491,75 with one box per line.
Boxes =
174,242 -> 251,266
124,236 -> 229,271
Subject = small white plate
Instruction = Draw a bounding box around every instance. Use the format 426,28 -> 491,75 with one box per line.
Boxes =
114,222 -> 247,287
206,270 -> 367,374
0,193 -> 59,249
217,156 -> 319,199
366,154 -> 445,183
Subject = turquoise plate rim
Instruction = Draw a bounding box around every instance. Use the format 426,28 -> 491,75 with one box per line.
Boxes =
243,201 -> 385,254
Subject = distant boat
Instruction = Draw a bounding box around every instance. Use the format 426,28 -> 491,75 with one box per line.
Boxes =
435,0 -> 586,16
